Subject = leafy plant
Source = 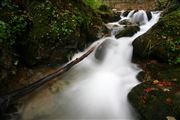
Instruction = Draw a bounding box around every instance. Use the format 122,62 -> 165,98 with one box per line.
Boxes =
83,0 -> 105,9
51,10 -> 78,38
166,38 -> 180,64
9,15 -> 28,36
0,20 -> 11,42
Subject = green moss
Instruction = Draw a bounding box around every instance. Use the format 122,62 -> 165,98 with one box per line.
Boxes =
0,20 -> 12,43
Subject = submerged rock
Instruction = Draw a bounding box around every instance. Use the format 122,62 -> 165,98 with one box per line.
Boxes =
115,25 -> 140,39
119,19 -> 134,25
95,39 -> 117,61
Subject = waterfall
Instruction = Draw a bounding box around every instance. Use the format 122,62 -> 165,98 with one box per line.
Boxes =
131,10 -> 149,25
19,10 -> 161,120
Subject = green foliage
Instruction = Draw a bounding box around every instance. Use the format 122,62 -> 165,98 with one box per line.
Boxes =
166,38 -> 180,64
51,10 -> 78,38
74,7 -> 92,30
9,15 -> 28,36
83,0 -> 105,9
0,20 -> 11,43
175,57 -> 180,63
0,14 -> 28,45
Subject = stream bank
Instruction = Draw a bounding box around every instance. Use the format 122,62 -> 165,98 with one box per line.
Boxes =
0,0 -> 119,94
128,1 -> 180,120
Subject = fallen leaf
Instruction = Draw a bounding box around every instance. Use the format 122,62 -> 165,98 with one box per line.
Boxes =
153,80 -> 159,84
163,88 -> 170,92
157,81 -> 175,87
166,116 -> 176,120
144,87 -> 153,93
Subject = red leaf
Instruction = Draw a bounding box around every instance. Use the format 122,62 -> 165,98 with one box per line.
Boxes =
144,87 -> 153,93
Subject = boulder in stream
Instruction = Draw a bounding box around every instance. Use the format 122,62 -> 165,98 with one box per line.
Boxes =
146,11 -> 152,21
128,61 -> 180,120
115,25 -> 140,39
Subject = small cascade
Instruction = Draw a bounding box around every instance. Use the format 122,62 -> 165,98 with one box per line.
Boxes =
127,10 -> 135,18
131,10 -> 149,25
19,10 -> 161,120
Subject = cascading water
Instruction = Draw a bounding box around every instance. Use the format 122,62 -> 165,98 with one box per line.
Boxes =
19,10 -> 161,120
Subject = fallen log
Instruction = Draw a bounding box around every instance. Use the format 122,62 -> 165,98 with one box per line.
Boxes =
0,46 -> 96,115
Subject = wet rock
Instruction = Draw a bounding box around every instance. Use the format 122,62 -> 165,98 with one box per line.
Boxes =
119,19 -> 132,25
128,78 -> 180,120
146,11 -> 152,21
119,19 -> 139,26
115,25 -> 140,39
129,61 -> 180,120
122,10 -> 130,17
136,71 -> 146,82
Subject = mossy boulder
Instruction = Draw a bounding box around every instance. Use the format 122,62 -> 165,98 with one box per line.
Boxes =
128,62 -> 180,120
133,6 -> 180,64
115,25 -> 140,39
128,80 -> 179,120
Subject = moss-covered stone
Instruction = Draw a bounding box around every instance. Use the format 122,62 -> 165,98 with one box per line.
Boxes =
129,60 -> 180,120
128,81 -> 179,120
115,25 -> 140,39
133,6 -> 180,64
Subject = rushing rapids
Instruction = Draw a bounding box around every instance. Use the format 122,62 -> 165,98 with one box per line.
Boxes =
18,10 -> 161,120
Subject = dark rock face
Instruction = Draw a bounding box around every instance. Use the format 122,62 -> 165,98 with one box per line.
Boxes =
115,25 -> 140,39
133,6 -> 180,64
146,11 -> 152,21
122,10 -> 130,17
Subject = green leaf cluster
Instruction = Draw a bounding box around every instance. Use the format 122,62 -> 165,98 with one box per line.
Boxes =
83,0 -> 105,10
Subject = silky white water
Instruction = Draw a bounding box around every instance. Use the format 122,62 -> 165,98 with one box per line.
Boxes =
20,10 -> 161,120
